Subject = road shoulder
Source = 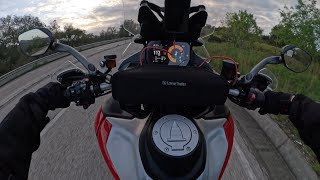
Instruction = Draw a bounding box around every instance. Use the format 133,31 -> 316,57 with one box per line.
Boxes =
244,105 -> 319,179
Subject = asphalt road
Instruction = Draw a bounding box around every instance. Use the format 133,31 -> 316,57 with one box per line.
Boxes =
0,40 -> 295,180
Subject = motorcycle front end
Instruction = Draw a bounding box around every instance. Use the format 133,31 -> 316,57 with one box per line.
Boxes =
93,0 -> 312,179
17,0 -> 312,178
94,95 -> 235,180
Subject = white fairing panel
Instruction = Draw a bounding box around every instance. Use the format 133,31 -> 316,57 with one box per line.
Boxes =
106,116 -> 228,180
196,118 -> 228,180
106,116 -> 152,180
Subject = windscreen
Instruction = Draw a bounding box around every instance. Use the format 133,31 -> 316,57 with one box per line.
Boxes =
258,68 -> 278,91
120,0 -> 218,59
120,0 -> 219,37
119,0 -> 296,64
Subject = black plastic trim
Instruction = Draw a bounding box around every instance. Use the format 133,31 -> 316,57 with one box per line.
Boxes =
101,94 -> 134,119
203,105 -> 230,120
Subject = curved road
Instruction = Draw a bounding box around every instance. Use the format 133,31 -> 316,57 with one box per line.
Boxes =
0,40 -> 295,180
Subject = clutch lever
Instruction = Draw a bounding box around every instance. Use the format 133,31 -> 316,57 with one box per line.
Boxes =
57,68 -> 87,86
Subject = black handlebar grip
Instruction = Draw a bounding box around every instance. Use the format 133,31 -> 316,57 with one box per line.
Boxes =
255,90 -> 265,108
245,88 -> 265,110
64,89 -> 71,99
63,81 -> 96,109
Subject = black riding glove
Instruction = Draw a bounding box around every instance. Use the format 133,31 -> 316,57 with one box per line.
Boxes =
259,91 -> 293,115
35,82 -> 70,110
0,82 -> 70,179
289,94 -> 320,161
244,88 -> 265,110
260,92 -> 320,161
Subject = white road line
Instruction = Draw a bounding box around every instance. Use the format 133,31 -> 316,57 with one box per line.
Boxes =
233,140 -> 257,180
122,42 -> 133,56
41,108 -> 67,137
67,60 -> 86,71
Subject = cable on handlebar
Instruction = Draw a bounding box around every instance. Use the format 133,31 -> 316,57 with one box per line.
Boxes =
198,56 -> 239,85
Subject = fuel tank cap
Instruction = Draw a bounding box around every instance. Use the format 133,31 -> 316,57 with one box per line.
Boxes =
152,114 -> 199,157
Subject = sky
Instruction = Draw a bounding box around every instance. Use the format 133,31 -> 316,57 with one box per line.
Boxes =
0,0 -> 319,35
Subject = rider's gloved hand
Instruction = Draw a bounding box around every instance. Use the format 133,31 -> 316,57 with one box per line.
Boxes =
258,91 -> 293,115
289,94 -> 320,160
289,94 -> 318,129
35,82 -> 70,110
0,82 -> 70,179
243,88 -> 265,110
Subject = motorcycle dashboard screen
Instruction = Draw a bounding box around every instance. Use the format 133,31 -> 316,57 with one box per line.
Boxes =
146,41 -> 190,66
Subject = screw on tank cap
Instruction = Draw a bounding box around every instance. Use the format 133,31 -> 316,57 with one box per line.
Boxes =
152,114 -> 199,157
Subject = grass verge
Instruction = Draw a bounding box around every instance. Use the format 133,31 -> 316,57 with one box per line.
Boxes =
200,41 -> 320,175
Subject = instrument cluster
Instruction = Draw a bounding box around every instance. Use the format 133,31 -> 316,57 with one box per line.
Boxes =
146,41 -> 190,66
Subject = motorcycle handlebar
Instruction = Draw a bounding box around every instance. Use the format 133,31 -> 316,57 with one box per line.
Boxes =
63,81 -> 266,112
228,87 -> 265,110
229,89 -> 240,97
96,83 -> 112,92
64,81 -> 111,108
61,65 -> 266,110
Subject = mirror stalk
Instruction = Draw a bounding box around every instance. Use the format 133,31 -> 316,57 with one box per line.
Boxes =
52,42 -> 97,75
243,56 -> 281,84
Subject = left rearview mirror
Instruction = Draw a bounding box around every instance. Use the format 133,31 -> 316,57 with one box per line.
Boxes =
18,28 -> 54,57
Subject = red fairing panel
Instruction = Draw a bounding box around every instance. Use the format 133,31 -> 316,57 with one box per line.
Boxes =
218,114 -> 235,180
95,108 -> 120,180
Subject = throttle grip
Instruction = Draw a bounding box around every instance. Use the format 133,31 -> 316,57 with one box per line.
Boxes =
245,88 -> 265,110
64,81 -> 112,109
228,87 -> 265,110
64,81 -> 95,109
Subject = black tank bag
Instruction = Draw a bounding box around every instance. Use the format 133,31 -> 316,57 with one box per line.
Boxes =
112,65 -> 228,106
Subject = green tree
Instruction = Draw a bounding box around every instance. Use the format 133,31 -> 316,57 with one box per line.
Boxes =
119,19 -> 139,37
118,25 -> 129,37
0,15 -> 45,46
48,20 -> 60,33
214,26 -> 231,42
100,27 -> 118,40
271,0 -> 320,57
84,33 -> 96,42
107,27 -> 117,39
99,30 -> 107,40
0,15 -> 45,72
270,24 -> 287,47
48,19 -> 62,38
61,24 -> 86,46
225,10 -> 262,47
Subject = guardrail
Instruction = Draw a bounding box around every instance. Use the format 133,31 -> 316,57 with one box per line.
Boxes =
0,37 -> 131,87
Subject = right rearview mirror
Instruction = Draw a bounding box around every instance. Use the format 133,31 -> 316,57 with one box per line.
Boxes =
281,45 -> 312,73
18,28 -> 54,57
